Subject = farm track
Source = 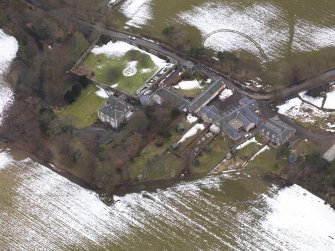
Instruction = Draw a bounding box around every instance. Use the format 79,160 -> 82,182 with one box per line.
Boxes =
202,29 -> 270,62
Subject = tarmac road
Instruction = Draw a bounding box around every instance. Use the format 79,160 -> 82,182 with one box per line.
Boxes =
72,18 -> 335,101
72,17 -> 335,147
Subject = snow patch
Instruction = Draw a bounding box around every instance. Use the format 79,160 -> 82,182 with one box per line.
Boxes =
92,41 -> 168,70
123,61 -> 138,77
299,91 -> 324,108
0,29 -> 19,125
121,0 -> 152,28
92,41 -> 135,58
0,151 -> 13,170
178,123 -> 205,143
95,87 -> 109,99
324,88 -> 335,110
186,114 -> 198,124
174,79 -> 202,90
236,137 -> 261,150
277,97 -> 334,125
219,89 -> 233,101
141,68 -> 151,73
250,145 -> 270,161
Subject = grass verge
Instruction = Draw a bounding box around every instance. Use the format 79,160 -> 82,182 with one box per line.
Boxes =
57,85 -> 107,129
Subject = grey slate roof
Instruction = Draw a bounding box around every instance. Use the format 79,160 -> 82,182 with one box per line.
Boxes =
199,105 -> 222,123
98,105 -> 125,122
155,87 -> 190,110
182,61 -> 196,70
259,118 -> 296,144
221,121 -> 241,141
198,96 -> 260,140
188,78 -> 225,112
139,95 -> 154,106
99,96 -> 132,125
236,112 -> 253,130
106,96 -> 130,112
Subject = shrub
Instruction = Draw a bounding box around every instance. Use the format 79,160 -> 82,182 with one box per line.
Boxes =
155,140 -> 164,147
160,130 -> 172,139
162,26 -> 175,37
78,75 -> 89,88
190,47 -> 205,59
140,54 -> 151,68
180,71 -> 193,80
32,21 -> 50,40
64,90 -> 75,104
107,66 -> 122,82
170,107 -> 181,118
71,83 -> 82,96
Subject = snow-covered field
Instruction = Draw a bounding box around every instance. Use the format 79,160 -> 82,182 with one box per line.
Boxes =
277,97 -> 334,127
119,1 -> 335,62
173,79 -> 202,90
121,0 -> 152,28
178,2 -> 335,60
1,151 -> 334,250
262,184 -> 335,250
0,29 -> 18,125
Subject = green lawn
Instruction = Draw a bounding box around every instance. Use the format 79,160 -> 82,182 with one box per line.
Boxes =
193,136 -> 232,173
248,148 -> 286,174
83,50 -> 158,94
235,142 -> 262,160
57,85 -> 107,129
129,117 -> 194,180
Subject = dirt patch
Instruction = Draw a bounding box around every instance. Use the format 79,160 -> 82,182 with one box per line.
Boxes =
75,65 -> 96,79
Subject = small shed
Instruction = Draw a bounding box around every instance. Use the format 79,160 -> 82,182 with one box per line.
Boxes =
171,142 -> 179,150
288,155 -> 298,163
139,95 -> 154,106
210,124 -> 221,134
181,61 -> 196,73
176,123 -> 185,133
203,145 -> 211,153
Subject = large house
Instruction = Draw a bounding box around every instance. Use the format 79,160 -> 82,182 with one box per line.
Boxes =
258,117 -> 296,146
199,97 -> 261,141
187,78 -> 226,113
97,96 -> 133,128
155,78 -> 225,113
